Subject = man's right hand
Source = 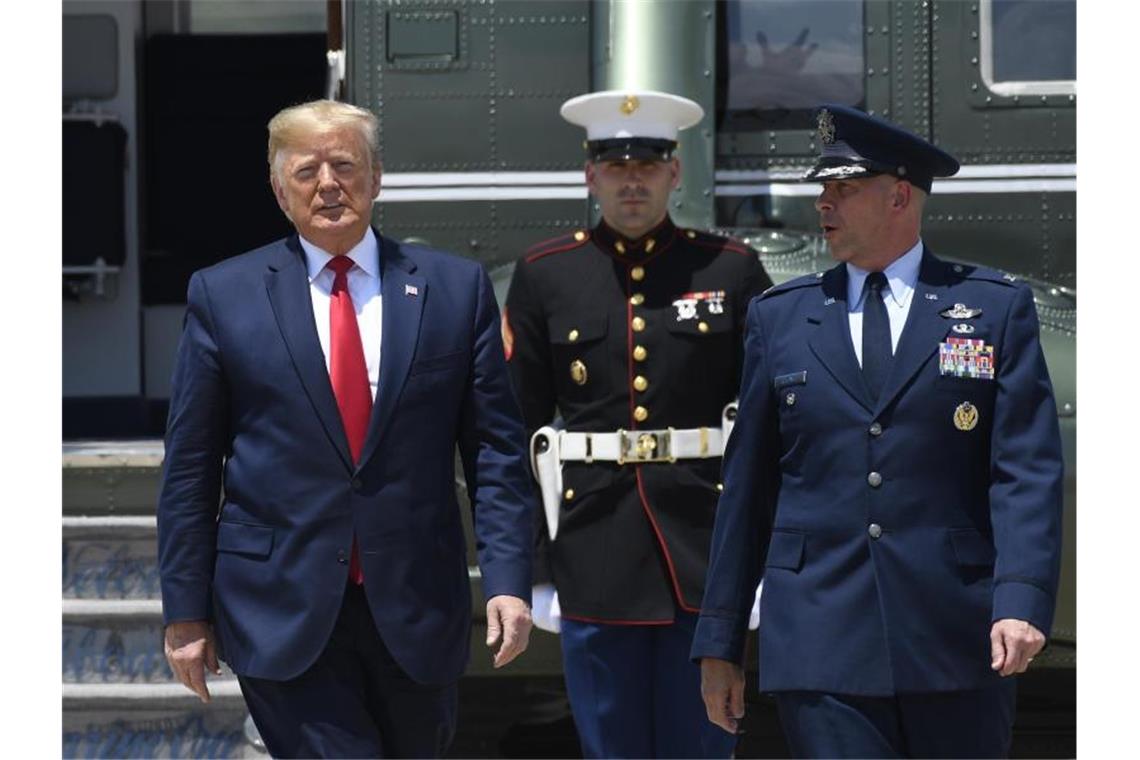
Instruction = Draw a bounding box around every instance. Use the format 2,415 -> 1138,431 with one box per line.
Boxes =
700,657 -> 746,735
164,620 -> 221,703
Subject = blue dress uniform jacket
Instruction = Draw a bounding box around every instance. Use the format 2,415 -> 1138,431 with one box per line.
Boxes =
691,249 -> 1063,695
157,231 -> 533,686
505,217 -> 771,622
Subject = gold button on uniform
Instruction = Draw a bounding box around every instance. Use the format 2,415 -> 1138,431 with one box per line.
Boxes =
645,238 -> 656,253
698,321 -> 710,333
570,360 -> 588,385
633,406 -> 649,422
630,293 -> 645,306
615,240 -> 626,255
686,230 -> 697,239
568,329 -> 579,342
633,376 -> 649,392
631,266 -> 645,281
564,488 -> 575,500
574,230 -> 586,242
632,317 -> 646,332
633,345 -> 647,361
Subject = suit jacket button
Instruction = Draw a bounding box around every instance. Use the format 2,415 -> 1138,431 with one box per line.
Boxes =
868,523 -> 883,539
869,422 -> 883,436
352,478 -> 363,490
867,471 -> 882,488
337,550 -> 347,564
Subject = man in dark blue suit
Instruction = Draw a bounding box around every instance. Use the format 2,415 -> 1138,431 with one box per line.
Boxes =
692,105 -> 1063,758
157,99 -> 534,758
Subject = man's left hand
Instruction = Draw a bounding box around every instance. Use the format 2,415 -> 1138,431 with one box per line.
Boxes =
486,595 -> 532,668
990,618 -> 1046,676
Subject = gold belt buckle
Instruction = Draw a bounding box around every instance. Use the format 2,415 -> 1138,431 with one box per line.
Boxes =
617,428 -> 675,464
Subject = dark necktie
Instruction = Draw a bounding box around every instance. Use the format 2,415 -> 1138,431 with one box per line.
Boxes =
861,271 -> 892,402
327,256 -> 370,585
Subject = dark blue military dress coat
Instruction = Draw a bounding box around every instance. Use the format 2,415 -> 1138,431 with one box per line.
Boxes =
692,249 -> 1063,695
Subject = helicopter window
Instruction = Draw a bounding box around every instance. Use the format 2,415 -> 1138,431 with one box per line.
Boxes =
720,0 -> 864,132
184,0 -> 326,34
980,0 -> 1075,96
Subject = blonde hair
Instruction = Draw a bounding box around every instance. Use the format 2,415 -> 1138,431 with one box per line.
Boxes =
267,99 -> 380,180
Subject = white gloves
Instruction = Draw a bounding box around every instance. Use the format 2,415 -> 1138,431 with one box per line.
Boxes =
748,580 -> 764,630
531,583 -> 561,633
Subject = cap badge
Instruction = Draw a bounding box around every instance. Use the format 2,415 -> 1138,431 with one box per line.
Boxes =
620,95 -> 640,116
817,109 -> 836,144
953,401 -> 979,431
940,303 -> 983,319
570,360 -> 588,386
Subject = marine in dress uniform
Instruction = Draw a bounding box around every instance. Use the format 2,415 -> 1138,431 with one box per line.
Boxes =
692,104 -> 1064,758
503,90 -> 772,758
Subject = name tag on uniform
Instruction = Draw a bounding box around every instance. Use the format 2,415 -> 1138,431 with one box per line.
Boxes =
774,371 -> 808,389
939,337 -> 995,380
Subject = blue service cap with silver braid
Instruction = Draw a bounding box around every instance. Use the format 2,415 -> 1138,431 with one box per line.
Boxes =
804,103 -> 960,193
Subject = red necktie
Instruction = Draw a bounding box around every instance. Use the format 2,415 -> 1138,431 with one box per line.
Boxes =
327,256 -> 371,584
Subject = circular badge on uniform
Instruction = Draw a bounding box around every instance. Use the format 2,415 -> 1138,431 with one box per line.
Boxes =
570,360 -> 588,386
953,401 -> 979,431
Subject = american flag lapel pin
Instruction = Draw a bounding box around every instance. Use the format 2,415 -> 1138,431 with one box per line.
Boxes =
405,284 -> 419,297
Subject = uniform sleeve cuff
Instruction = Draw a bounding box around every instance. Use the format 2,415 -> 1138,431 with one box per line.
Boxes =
690,612 -> 748,665
992,579 -> 1055,636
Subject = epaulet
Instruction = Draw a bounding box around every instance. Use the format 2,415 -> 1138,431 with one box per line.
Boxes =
950,261 -> 1021,288
524,229 -> 590,263
679,228 -> 754,257
758,271 -> 825,300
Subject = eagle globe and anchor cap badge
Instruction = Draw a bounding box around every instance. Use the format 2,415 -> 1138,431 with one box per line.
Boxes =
953,401 -> 979,431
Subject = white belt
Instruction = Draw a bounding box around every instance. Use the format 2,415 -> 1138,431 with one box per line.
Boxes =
559,427 -> 724,464
529,401 -> 737,540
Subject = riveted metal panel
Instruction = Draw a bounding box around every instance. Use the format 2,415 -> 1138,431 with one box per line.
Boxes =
495,198 -> 589,258
381,96 -> 493,170
923,193 -> 1075,286
922,192 -> 1075,287
930,1 -> 1076,163
375,198 -> 587,273
376,200 -> 497,262
386,9 -> 460,62
862,1 -> 893,119
348,0 -> 590,268
494,96 -> 584,169
495,7 -> 589,92
884,0 -> 930,133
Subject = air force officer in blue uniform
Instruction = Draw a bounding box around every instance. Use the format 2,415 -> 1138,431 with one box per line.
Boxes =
157,100 -> 534,758
692,105 -> 1063,758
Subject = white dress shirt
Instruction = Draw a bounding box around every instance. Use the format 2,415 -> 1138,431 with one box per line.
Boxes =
846,239 -> 923,368
299,230 -> 383,402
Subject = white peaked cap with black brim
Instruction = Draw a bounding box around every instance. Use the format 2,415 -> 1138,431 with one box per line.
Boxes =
560,90 -> 704,161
